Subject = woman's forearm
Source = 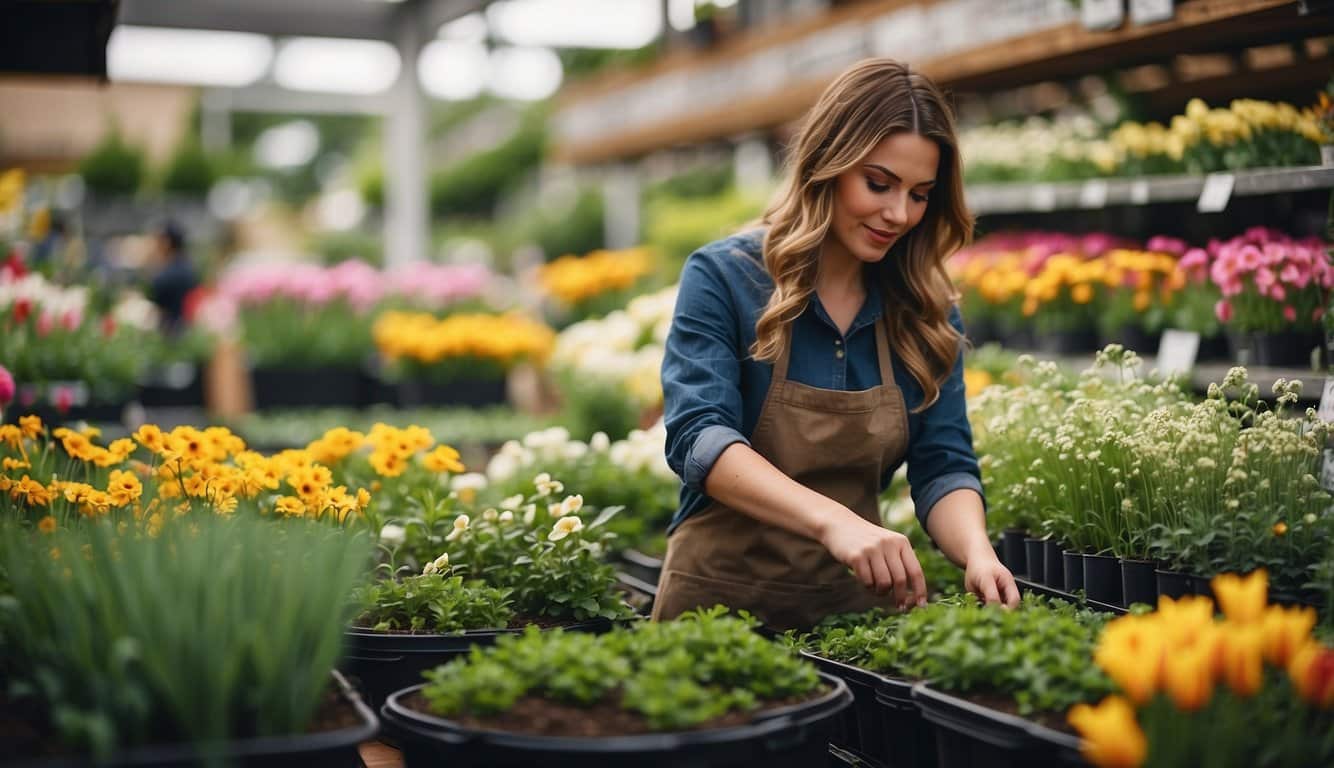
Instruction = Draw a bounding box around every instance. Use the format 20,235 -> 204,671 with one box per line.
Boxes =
702,442 -> 850,540
923,488 -> 994,568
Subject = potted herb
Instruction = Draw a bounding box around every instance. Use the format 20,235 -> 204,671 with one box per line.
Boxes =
0,515 -> 377,765
381,607 -> 852,766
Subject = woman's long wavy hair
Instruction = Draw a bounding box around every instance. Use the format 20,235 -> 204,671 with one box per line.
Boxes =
752,58 -> 972,410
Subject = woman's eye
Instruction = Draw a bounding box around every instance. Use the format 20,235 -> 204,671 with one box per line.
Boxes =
911,192 -> 929,203
866,179 -> 889,193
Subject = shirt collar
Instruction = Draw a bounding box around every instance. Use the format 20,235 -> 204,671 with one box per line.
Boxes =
809,275 -> 883,337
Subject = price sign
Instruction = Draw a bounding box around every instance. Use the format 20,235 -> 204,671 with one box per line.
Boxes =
1130,0 -> 1174,25
1081,0 -> 1125,30
1030,184 -> 1057,211
1319,379 -> 1334,492
1156,329 -> 1199,377
1197,173 -> 1235,213
1079,179 -> 1109,209
1129,179 -> 1151,205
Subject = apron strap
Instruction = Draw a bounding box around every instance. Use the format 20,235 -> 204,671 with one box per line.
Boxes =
772,324 -> 793,383
874,308 -> 895,387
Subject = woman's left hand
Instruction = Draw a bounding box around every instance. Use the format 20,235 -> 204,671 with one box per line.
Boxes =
964,553 -> 1019,608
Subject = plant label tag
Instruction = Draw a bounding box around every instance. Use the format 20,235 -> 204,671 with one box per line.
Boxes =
1156,329 -> 1199,377
1081,0 -> 1125,30
1317,378 -> 1334,423
1130,179 -> 1151,204
1130,0 -> 1174,24
1323,448 -> 1334,493
1197,173 -> 1234,213
1031,184 -> 1057,211
1079,179 -> 1109,209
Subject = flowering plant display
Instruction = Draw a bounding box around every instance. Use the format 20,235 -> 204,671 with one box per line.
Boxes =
537,247 -> 655,324
0,272 -> 163,404
1069,572 -> 1334,768
212,260 -> 495,368
0,415 -> 381,532
1185,227 -> 1333,333
373,310 -> 554,384
971,348 -> 1332,599
792,594 -> 1112,718
0,513 -> 372,759
419,607 -> 820,732
961,115 -> 1116,183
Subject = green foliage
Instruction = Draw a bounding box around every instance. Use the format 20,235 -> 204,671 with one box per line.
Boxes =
644,165 -> 734,201
229,406 -> 555,452
794,595 -> 1112,715
643,189 -> 764,272
310,229 -> 383,268
160,140 -> 217,197
0,515 -> 372,759
430,116 -> 546,219
531,190 -> 605,260
353,574 -> 512,633
554,371 -> 644,442
241,300 -> 372,368
422,607 -> 820,730
79,131 -> 145,196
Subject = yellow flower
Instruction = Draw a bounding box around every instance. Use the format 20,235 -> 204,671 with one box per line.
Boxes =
538,248 -> 654,305
1261,605 -> 1316,668
2,457 -> 30,471
0,424 -> 22,450
12,475 -> 53,507
1067,696 -> 1146,768
1288,642 -> 1334,708
108,438 -> 136,462
18,415 -> 43,440
1094,615 -> 1163,704
1217,624 -> 1265,697
369,449 -> 407,478
168,426 -> 210,464
1071,283 -> 1094,305
422,444 -> 465,474
274,496 -> 305,517
288,464 -> 333,502
134,424 -> 168,454
37,515 -> 57,534
356,487 -> 372,511
548,515 -> 584,542
1212,570 -> 1268,624
1272,521 -> 1287,536
106,469 -> 143,507
1162,637 -> 1214,711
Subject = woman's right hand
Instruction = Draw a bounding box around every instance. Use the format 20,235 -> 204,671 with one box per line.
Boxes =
818,506 -> 927,610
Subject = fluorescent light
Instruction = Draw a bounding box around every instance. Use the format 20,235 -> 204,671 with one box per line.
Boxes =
419,40 -> 488,100
668,0 -> 697,31
253,120 -> 320,169
488,46 -> 563,101
274,37 -> 401,94
487,0 -> 662,49
108,25 -> 272,87
438,12 -> 488,42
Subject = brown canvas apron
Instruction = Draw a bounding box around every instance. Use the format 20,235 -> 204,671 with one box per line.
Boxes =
652,308 -> 910,630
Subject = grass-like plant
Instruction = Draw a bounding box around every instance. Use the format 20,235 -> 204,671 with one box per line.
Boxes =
0,515 -> 372,760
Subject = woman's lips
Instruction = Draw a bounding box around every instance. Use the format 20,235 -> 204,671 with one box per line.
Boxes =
863,224 -> 896,245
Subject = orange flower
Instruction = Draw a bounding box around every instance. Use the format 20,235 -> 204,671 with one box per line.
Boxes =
18,414 -> 43,440
37,515 -> 57,534
1288,643 -> 1334,708
1162,639 -> 1214,711
1217,624 -> 1265,697
1094,615 -> 1163,704
1068,696 -> 1146,768
1212,570 -> 1268,624
1261,605 -> 1317,667
1272,521 -> 1287,536
133,424 -> 168,454
422,444 -> 465,474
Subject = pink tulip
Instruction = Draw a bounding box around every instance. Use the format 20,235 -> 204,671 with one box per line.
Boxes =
1267,283 -> 1287,302
1215,299 -> 1234,323
1283,305 -> 1298,323
1254,267 -> 1276,291
0,364 -> 14,406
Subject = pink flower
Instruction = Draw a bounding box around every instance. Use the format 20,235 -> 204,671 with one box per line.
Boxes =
1254,267 -> 1276,291
1278,262 -> 1310,289
1283,305 -> 1298,323
53,385 -> 73,415
1179,248 -> 1208,271
36,311 -> 53,338
1237,245 -> 1263,272
1314,308 -> 1326,323
1267,283 -> 1287,302
1215,299 -> 1234,323
1147,235 -> 1188,257
0,364 -> 14,406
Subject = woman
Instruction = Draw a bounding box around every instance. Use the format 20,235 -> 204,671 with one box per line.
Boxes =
654,58 -> 1017,630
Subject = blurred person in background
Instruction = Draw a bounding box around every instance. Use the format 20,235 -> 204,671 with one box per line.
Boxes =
148,220 -> 198,334
655,59 -> 1017,630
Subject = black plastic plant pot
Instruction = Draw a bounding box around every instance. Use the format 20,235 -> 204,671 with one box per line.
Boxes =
396,376 -> 507,408
1036,329 -> 1099,356
802,652 -> 932,768
343,619 -> 613,713
1042,540 -> 1064,590
872,676 -> 937,768
1024,539 -> 1046,586
1062,551 -> 1084,594
1119,559 -> 1158,608
1000,530 -> 1028,578
252,366 -> 363,409
381,672 -> 853,768
911,684 -> 1081,768
1190,574 -> 1216,601
1082,555 -> 1123,607
618,548 -> 664,587
1155,569 -> 1193,600
18,671 -> 377,768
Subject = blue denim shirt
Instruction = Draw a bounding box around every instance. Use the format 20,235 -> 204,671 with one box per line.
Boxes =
661,229 -> 984,535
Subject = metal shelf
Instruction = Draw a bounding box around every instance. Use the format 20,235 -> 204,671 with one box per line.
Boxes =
967,165 -> 1334,215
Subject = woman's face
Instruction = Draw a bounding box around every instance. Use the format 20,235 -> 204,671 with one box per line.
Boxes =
827,132 -> 940,266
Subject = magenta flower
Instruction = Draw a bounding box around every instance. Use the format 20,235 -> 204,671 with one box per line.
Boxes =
1215,299 -> 1234,323
1283,305 -> 1298,323
0,364 -> 14,406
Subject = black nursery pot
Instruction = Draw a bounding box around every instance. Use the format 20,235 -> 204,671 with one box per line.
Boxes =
381,673 -> 854,768
1120,559 -> 1159,608
1000,530 -> 1028,578
1042,540 -> 1064,590
1227,330 -> 1323,368
911,684 -> 1081,768
342,619 -> 613,713
1062,551 -> 1084,593
1082,554 -> 1124,607
396,376 -> 507,408
1155,569 -> 1194,600
802,653 -> 935,768
1023,539 -> 1046,586
1036,328 -> 1099,357
19,671 -> 377,768
251,366 -> 363,409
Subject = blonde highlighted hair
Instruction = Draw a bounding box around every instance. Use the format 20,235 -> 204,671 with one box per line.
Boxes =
752,58 -> 973,410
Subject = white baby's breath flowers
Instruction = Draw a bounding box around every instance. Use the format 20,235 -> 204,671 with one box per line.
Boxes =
548,515 -> 584,542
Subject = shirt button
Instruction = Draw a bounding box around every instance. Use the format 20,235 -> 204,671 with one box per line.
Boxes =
834,339 -> 842,345
835,349 -> 845,359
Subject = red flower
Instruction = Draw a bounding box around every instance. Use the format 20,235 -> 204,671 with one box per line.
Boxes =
35,311 -> 53,338
53,385 -> 73,415
101,315 -> 117,337
13,298 -> 31,324
183,286 -> 210,324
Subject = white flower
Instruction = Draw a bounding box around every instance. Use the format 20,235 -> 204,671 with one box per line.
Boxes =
500,494 -> 524,510
548,502 -> 564,518
445,514 -> 471,542
422,561 -> 439,575
533,472 -> 564,497
433,552 -> 450,570
483,508 -> 498,522
451,473 -> 488,493
548,515 -> 584,542
590,432 -> 610,453
560,494 -> 584,516
522,504 -> 536,525
499,510 -> 514,524
1305,513 -> 1318,524
379,523 -> 406,547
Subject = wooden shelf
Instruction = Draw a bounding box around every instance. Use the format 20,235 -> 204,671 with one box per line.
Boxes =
966,165 -> 1334,215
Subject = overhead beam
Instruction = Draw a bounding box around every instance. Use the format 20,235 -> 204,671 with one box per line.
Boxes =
117,0 -> 397,40
201,85 -> 391,116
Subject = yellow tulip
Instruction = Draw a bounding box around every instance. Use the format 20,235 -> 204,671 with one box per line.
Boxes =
1094,616 -> 1163,704
1212,570 -> 1268,624
1217,624 -> 1265,697
1261,605 -> 1316,668
1068,696 -> 1147,768
1162,638 -> 1215,711
1288,641 -> 1334,708
1072,283 -> 1094,305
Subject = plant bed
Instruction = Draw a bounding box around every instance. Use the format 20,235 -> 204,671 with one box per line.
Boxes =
912,684 -> 1081,768
380,609 -> 851,767
1013,577 -> 1127,616
7,671 -> 377,768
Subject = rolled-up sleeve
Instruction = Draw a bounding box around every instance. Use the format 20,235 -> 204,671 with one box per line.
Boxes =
662,252 -> 750,492
908,306 -> 985,528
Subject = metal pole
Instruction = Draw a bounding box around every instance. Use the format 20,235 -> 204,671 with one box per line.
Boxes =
383,3 -> 429,266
